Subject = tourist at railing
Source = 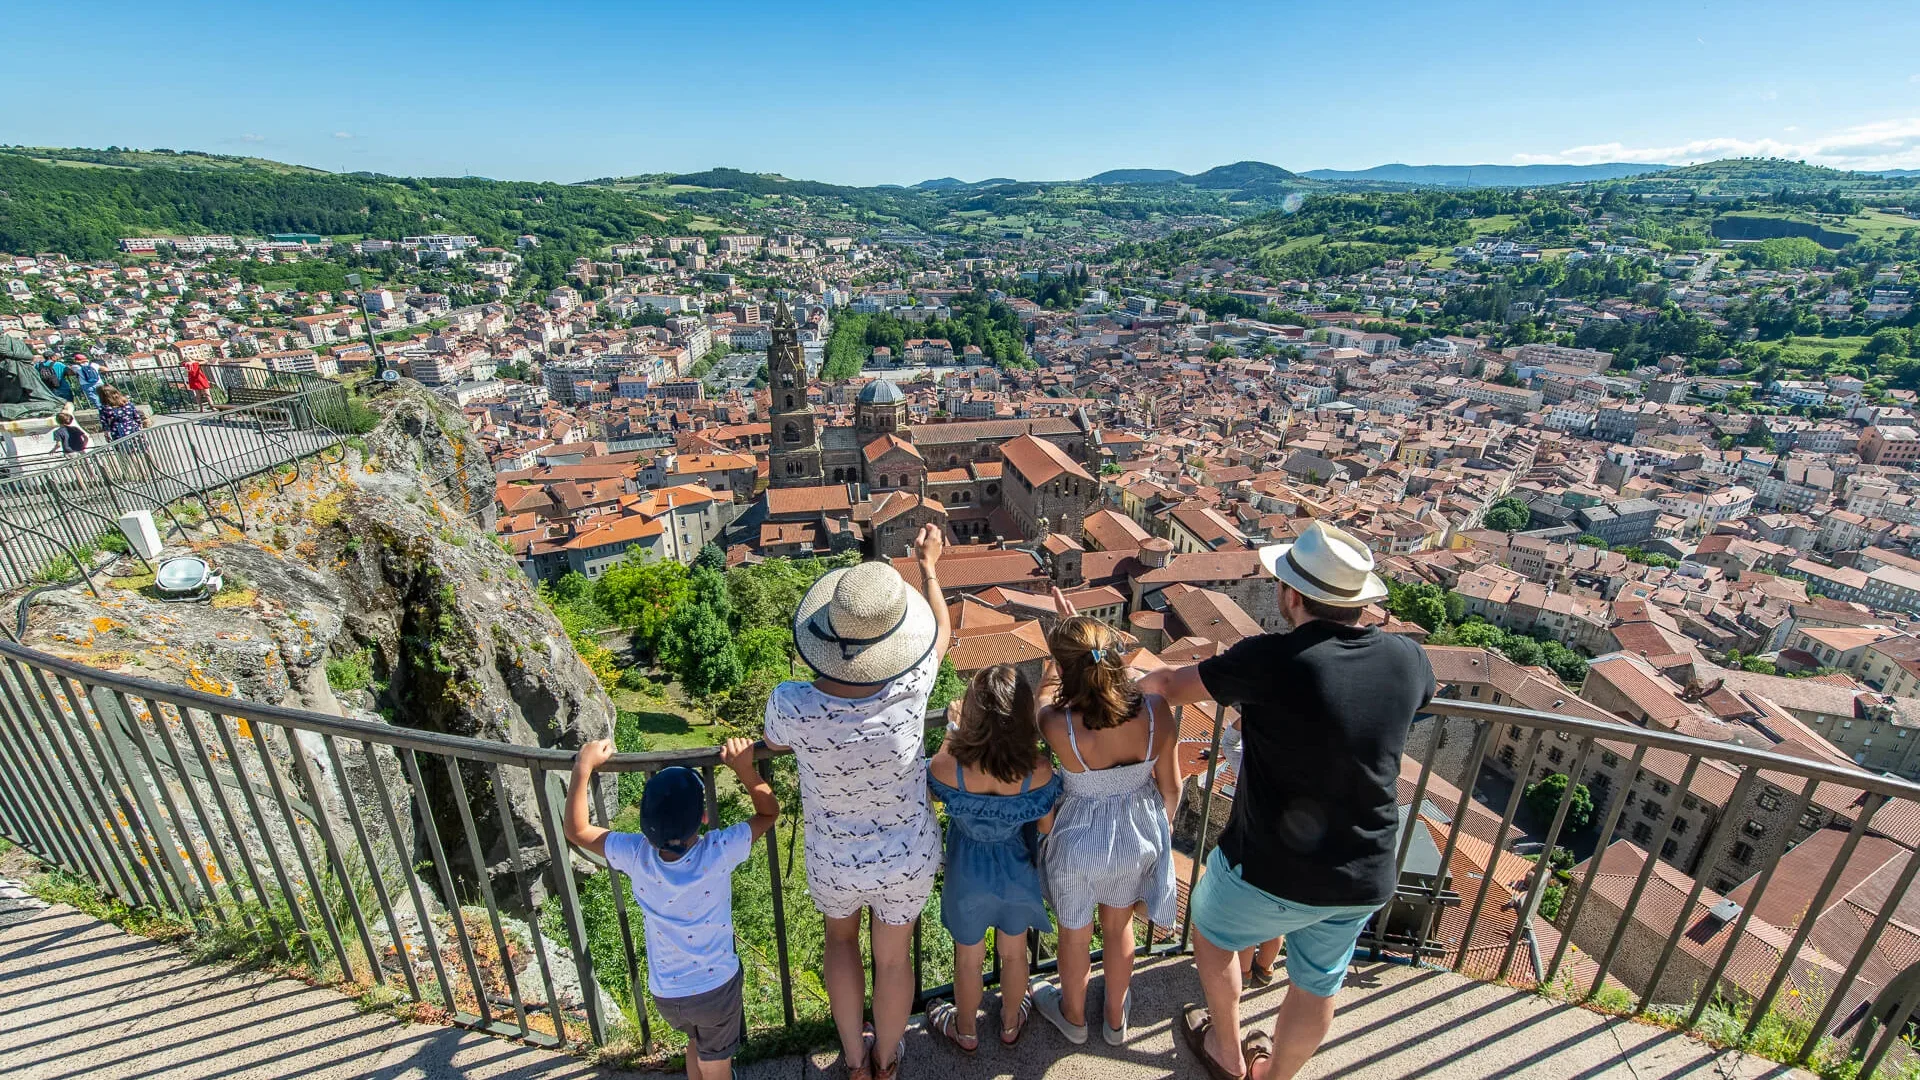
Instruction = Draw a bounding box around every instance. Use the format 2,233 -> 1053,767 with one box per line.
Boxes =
183,357 -> 214,412
50,409 -> 88,455
762,523 -> 952,1080
1032,601 -> 1179,1047
563,736 -> 778,1080
1139,521 -> 1436,1080
924,663 -> 1061,1052
96,386 -> 145,442
35,353 -> 72,402
72,354 -> 103,410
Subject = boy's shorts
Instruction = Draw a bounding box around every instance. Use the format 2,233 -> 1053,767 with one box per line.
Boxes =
654,966 -> 744,1061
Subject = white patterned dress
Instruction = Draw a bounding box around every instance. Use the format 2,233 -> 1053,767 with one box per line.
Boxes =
764,651 -> 942,925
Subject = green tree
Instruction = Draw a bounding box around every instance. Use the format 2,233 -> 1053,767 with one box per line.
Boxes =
668,604 -> 743,696
1483,497 -> 1531,533
735,625 -> 793,677
593,557 -> 690,652
692,542 -> 727,573
1523,773 -> 1595,832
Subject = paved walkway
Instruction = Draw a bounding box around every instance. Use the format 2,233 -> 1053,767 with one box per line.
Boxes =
0,885 -> 1811,1080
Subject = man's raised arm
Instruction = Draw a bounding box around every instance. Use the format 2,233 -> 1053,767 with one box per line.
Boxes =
1137,663 -> 1210,708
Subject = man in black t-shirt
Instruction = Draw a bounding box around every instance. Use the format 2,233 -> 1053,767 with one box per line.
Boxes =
1142,521 -> 1434,1080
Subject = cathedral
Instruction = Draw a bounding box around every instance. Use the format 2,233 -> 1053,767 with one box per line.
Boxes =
761,302 -> 1101,556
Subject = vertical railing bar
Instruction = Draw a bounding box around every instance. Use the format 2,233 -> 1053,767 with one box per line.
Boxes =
53,668 -> 174,910
135,693 -> 258,936
0,684 -> 78,870
534,764 -> 607,1045
366,741 -> 457,1011
0,664 -> 121,891
1415,719 -> 1495,960
23,663 -> 163,910
205,706 -> 321,969
1743,793 -> 1888,1041
759,755 -> 797,1030
489,761 -> 561,1042
1456,727 -> 1545,973
285,724 -> 381,985
1636,766 -> 1759,1018
444,756 -> 528,1037
1499,734 -> 1594,982
592,770 -> 647,1051
1588,755 -> 1700,999
324,734 -> 421,1002
400,748 -> 491,1026
176,700 -> 294,957
1178,702 -> 1225,951
1856,978 -> 1920,1079
1794,829 -> 1920,1062
1686,774 -> 1820,1029
1546,741 -> 1648,986
246,717 -> 356,982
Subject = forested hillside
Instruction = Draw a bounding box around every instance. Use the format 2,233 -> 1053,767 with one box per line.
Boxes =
0,151 -> 696,259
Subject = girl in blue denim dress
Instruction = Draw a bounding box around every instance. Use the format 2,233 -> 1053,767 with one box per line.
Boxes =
925,663 -> 1061,1052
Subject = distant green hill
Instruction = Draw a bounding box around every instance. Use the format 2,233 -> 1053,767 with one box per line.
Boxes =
1302,162 -> 1669,187
0,149 -> 694,260
1,145 -> 330,176
1083,168 -> 1187,185
1187,161 -> 1300,188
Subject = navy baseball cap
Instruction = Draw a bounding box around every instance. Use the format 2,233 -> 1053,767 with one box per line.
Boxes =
640,767 -> 705,853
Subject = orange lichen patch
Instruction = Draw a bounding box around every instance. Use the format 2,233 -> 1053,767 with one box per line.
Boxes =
91,616 -> 124,635
184,666 -> 231,697
235,717 -> 251,739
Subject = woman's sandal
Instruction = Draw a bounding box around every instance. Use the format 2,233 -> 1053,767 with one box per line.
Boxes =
927,999 -> 978,1054
1000,993 -> 1034,1045
1243,1031 -> 1274,1070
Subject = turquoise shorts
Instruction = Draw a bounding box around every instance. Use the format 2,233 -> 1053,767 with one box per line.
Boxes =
1188,847 -> 1382,999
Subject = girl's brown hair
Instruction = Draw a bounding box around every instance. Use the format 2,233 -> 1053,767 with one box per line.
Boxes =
98,386 -> 128,407
945,663 -> 1044,784
1048,615 -> 1142,730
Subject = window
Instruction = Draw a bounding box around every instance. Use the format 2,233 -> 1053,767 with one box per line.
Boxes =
1469,686 -> 1481,698
1731,841 -> 1755,864
1672,817 -> 1689,835
1757,791 -> 1781,812
1662,839 -> 1679,859
1843,720 -> 1854,729
1632,822 -> 1654,844
1800,812 -> 1822,831
1642,801 -> 1663,820
1547,748 -> 1564,765
1601,751 -> 1620,768
1653,780 -> 1671,796
1743,820 -> 1766,838
1508,724 -> 1524,739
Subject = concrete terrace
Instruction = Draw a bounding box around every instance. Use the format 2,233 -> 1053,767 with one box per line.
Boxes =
0,881 -> 1813,1080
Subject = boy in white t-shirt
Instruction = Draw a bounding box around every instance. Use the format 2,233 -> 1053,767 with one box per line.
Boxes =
565,737 -> 778,1080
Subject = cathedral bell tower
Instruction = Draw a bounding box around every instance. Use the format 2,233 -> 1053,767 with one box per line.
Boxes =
767,302 -> 824,488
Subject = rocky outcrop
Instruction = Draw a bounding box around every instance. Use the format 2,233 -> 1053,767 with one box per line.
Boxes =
20,382 -> 615,909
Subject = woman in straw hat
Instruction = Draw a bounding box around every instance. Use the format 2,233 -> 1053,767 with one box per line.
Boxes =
763,524 -> 952,1080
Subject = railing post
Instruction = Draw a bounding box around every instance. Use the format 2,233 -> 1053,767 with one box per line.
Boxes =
535,765 -> 607,1045
489,761 -> 563,1044
1177,702 -> 1224,952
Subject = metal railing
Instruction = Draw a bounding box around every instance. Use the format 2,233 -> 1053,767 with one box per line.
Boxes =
1,638 -> 1918,1073
0,366 -> 354,592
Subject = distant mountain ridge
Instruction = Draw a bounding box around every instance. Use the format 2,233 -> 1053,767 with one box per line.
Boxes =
1083,168 -> 1187,185
1302,162 -> 1671,186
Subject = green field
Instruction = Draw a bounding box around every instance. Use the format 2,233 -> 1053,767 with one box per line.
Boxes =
611,687 -> 731,750
1773,334 -> 1873,366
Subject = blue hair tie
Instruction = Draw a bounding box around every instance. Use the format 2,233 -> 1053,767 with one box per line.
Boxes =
1089,648 -> 1106,663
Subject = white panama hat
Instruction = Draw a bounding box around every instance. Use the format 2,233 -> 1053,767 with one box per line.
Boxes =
1257,520 -> 1389,608
793,560 -> 938,686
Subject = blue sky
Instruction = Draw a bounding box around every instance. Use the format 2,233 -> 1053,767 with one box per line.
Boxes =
14,0 -> 1920,185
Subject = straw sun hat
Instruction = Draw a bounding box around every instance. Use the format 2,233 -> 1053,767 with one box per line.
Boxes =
793,561 -> 938,686
1257,520 -> 1389,607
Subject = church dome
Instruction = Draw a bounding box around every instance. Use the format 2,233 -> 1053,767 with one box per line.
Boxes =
859,379 -> 905,405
